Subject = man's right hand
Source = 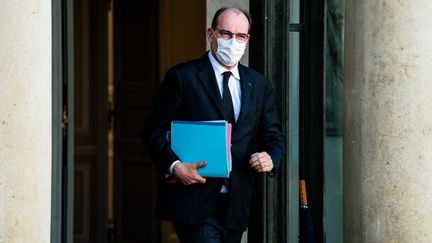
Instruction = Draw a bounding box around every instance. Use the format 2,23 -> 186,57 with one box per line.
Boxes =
172,161 -> 207,185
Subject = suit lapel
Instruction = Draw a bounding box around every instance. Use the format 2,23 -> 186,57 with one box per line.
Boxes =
236,64 -> 253,127
197,55 -> 254,124
198,54 -> 226,119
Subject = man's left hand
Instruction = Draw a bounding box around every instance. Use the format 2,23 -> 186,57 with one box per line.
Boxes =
250,152 -> 273,172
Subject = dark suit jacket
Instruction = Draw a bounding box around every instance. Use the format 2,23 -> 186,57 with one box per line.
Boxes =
141,52 -> 285,231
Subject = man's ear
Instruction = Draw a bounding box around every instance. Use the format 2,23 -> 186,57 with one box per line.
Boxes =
206,28 -> 214,43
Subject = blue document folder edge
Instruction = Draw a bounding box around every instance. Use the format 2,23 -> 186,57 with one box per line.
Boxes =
171,120 -> 231,178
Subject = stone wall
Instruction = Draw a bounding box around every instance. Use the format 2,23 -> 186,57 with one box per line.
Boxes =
344,0 -> 432,242
0,0 -> 52,242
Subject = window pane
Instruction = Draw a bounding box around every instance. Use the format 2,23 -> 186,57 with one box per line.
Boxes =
324,0 -> 345,242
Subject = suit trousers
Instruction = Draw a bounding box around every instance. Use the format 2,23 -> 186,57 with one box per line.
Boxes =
172,193 -> 244,243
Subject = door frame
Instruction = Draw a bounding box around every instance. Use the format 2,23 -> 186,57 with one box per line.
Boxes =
300,0 -> 325,240
51,0 -> 75,243
248,0 -> 293,242
52,0 -> 110,241
248,0 -> 326,241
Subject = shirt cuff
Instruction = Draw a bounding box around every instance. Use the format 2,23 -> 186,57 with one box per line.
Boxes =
166,160 -> 181,178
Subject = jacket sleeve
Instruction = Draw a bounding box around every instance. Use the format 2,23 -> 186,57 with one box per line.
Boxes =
140,67 -> 183,175
258,79 -> 286,174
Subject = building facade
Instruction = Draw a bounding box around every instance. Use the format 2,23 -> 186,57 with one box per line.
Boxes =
1,0 -> 432,242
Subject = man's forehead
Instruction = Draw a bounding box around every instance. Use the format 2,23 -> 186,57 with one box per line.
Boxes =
217,9 -> 249,31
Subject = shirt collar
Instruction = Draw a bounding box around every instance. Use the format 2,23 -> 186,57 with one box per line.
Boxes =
207,51 -> 240,80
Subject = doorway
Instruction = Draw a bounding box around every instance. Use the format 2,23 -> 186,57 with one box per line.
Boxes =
58,1 -> 346,242
71,0 -> 206,242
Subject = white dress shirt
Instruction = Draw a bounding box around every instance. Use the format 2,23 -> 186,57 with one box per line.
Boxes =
207,52 -> 242,121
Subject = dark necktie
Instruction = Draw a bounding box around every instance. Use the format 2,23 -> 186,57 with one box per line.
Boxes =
222,71 -> 235,125
222,71 -> 234,191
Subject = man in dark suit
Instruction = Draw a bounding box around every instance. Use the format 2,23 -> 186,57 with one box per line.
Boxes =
142,7 -> 285,243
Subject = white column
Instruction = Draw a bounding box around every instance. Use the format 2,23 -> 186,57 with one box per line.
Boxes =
0,0 -> 52,242
344,0 -> 432,242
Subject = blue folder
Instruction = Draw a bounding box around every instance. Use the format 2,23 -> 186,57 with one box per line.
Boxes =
171,120 -> 232,178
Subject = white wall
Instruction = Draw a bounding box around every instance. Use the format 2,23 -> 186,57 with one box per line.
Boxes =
0,0 -> 52,242
344,0 -> 432,241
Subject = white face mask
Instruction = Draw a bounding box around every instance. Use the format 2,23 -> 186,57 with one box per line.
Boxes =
215,37 -> 246,67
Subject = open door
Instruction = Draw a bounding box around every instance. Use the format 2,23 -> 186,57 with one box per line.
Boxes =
73,0 -> 109,242
113,1 -> 160,242
113,0 -> 205,242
